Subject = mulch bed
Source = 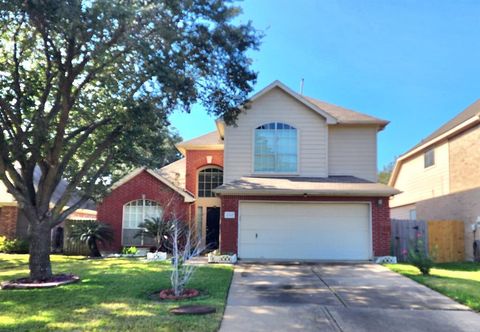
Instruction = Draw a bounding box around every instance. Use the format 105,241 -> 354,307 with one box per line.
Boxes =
149,288 -> 203,301
0,274 -> 80,290
170,305 -> 216,315
159,288 -> 199,300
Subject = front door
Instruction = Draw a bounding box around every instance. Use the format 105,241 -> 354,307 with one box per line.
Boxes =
206,207 -> 220,250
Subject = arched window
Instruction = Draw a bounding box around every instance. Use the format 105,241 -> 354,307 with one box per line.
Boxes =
123,199 -> 163,230
254,122 -> 297,173
198,167 -> 223,197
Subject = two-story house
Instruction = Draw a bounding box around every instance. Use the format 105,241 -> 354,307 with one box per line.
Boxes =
98,81 -> 399,260
389,99 -> 480,260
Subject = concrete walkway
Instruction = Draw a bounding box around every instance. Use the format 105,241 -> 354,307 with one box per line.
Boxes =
220,263 -> 480,332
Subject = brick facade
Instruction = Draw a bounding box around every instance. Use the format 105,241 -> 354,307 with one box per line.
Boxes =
97,170 -> 191,251
185,149 -> 224,195
0,206 -> 19,239
449,123 -> 480,193
220,195 -> 391,257
185,149 -> 224,222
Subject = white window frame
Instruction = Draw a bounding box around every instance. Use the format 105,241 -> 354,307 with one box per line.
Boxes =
197,166 -> 223,198
122,199 -> 163,230
424,148 -> 435,168
252,122 -> 299,174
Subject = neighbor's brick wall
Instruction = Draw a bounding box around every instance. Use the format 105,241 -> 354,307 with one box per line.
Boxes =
220,195 -> 391,257
449,124 -> 480,193
0,206 -> 19,239
97,170 -> 190,251
416,187 -> 480,261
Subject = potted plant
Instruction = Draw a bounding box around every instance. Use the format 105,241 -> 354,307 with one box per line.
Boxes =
208,250 -> 237,264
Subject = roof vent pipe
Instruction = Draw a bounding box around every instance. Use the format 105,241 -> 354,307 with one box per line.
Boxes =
300,78 -> 304,95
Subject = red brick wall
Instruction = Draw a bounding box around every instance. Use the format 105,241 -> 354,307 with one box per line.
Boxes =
220,195 -> 391,257
185,150 -> 224,195
97,170 -> 191,251
0,206 -> 19,239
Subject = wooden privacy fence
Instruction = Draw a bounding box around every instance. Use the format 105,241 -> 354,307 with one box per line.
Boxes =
428,220 -> 464,262
62,219 -> 90,256
391,219 -> 465,262
391,219 -> 428,262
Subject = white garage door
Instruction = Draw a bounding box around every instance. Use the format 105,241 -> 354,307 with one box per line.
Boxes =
238,202 -> 371,260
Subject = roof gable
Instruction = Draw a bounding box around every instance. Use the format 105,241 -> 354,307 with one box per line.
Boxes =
247,80 -> 338,124
389,99 -> 480,186
111,168 -> 195,203
175,131 -> 223,155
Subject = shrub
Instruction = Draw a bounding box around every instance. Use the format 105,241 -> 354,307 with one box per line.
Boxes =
68,220 -> 114,257
122,246 -> 138,255
407,234 -> 435,275
0,236 -> 29,254
135,217 -> 172,252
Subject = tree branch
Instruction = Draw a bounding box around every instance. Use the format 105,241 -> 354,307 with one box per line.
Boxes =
50,127 -> 121,218
52,150 -> 115,227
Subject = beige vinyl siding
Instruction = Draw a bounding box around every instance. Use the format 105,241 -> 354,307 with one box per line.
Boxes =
328,125 -> 378,182
224,87 -> 328,183
390,142 -> 450,208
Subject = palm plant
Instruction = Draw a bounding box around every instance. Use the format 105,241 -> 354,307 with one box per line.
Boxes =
135,217 -> 172,252
68,220 -> 113,257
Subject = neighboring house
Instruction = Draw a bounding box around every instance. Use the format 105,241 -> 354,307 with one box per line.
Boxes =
0,167 -> 97,241
389,100 -> 480,260
98,81 -> 399,260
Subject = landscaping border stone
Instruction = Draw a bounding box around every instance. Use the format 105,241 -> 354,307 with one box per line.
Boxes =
0,274 -> 80,290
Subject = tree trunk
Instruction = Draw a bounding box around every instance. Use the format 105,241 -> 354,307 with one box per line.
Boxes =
28,221 -> 53,281
88,238 -> 101,257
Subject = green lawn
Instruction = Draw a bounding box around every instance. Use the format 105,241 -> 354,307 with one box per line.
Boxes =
386,262 -> 480,311
0,254 -> 233,332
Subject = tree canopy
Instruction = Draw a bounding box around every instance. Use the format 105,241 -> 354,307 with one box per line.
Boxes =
0,0 -> 259,226
0,0 -> 260,280
378,160 -> 396,185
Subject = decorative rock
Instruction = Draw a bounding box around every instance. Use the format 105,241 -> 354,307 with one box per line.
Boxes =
170,305 -> 216,315
147,251 -> 167,261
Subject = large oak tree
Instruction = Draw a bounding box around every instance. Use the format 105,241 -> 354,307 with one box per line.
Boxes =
0,0 -> 259,281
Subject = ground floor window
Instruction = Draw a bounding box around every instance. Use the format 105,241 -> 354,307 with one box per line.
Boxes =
122,199 -> 163,246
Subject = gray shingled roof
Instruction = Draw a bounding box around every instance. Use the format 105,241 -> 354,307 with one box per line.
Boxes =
404,99 -> 480,154
155,158 -> 186,189
214,176 -> 400,197
304,96 -> 389,127
33,167 -> 96,210
176,131 -> 223,148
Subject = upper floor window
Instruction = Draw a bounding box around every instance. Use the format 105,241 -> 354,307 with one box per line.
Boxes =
198,167 -> 223,197
123,199 -> 163,229
424,148 -> 435,168
254,122 -> 298,173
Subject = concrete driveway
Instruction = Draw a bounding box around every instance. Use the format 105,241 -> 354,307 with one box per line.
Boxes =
220,263 -> 480,332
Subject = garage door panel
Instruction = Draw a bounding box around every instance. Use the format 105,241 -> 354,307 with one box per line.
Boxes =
238,202 -> 371,260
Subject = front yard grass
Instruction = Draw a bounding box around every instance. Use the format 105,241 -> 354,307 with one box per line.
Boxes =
386,262 -> 480,311
0,254 -> 233,331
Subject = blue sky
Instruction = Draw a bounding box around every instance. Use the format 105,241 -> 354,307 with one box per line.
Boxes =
169,0 -> 480,169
